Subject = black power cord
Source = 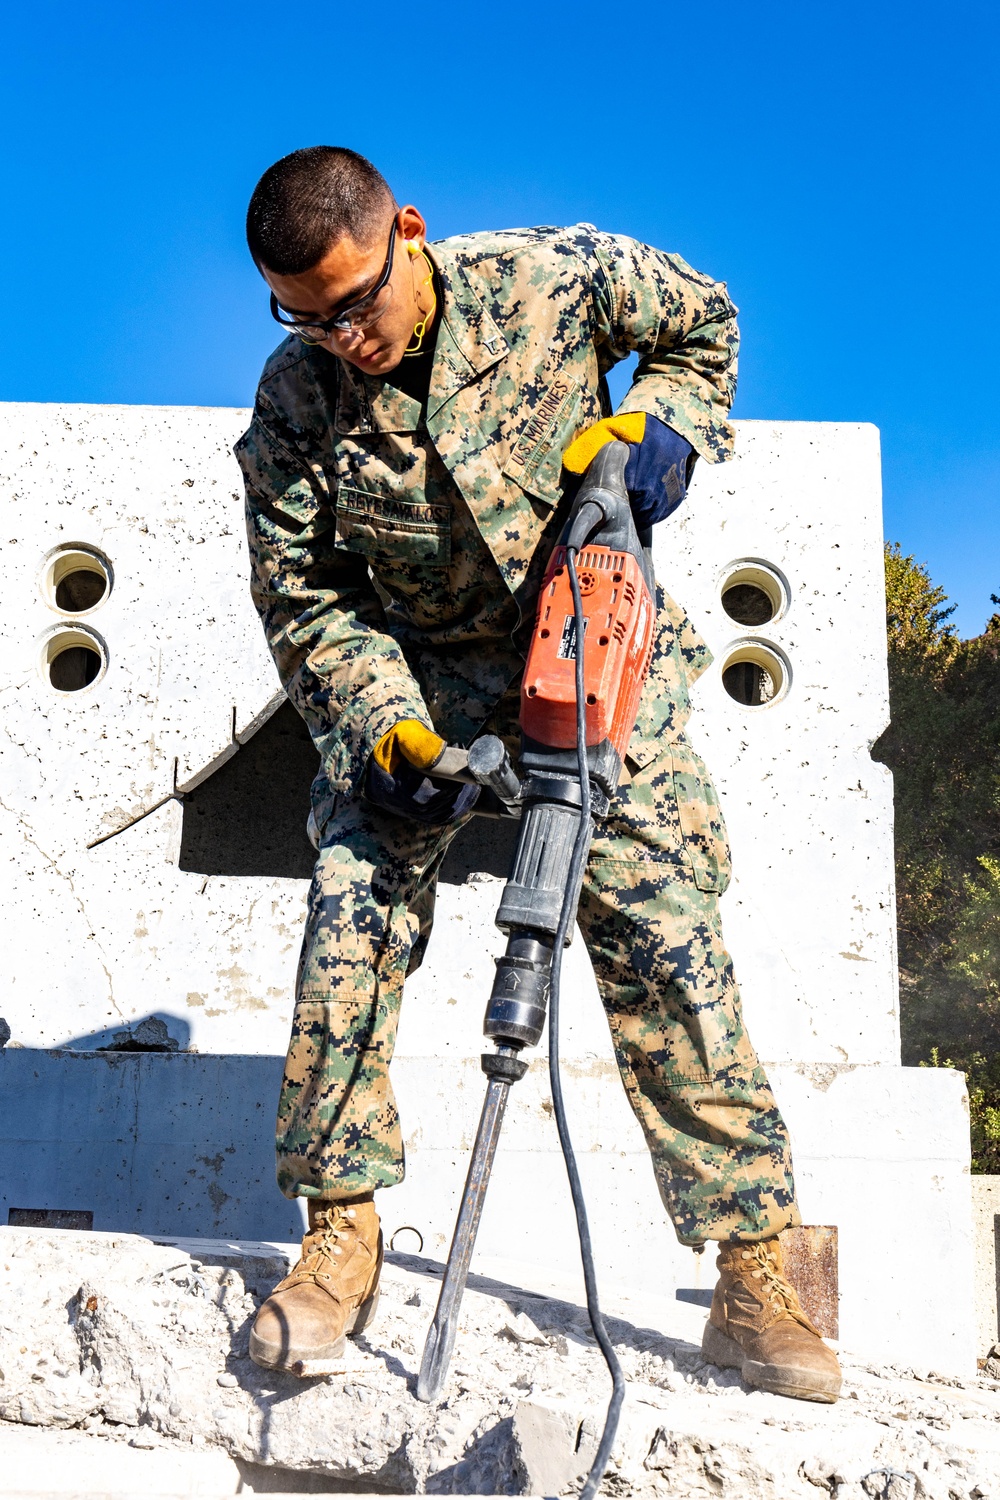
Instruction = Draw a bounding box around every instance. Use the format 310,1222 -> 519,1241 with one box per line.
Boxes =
545,543 -> 625,1500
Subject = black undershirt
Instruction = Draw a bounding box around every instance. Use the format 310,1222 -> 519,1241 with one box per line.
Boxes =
383,337 -> 434,406
381,270 -> 442,411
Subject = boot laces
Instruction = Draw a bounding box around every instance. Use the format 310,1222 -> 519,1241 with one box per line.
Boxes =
742,1243 -> 820,1334
290,1204 -> 357,1285
310,1204 -> 354,1260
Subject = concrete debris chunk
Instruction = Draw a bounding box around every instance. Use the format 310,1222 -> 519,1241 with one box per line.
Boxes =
1,1226 -> 999,1499
498,1311 -> 549,1346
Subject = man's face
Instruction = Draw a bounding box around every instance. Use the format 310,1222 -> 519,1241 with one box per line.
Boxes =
262,205 -> 432,376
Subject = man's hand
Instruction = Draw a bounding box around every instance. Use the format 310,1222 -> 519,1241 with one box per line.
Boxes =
563,413 -> 695,529
373,719 -> 447,775
367,720 -> 479,825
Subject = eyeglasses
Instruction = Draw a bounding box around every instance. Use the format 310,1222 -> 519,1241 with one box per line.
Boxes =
269,217 -> 398,345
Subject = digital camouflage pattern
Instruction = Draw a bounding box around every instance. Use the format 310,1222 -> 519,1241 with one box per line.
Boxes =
279,713 -> 799,1245
581,741 -> 800,1243
235,224 -> 738,817
239,223 -> 798,1243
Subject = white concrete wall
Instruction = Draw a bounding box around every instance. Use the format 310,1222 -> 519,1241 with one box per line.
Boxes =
973,1177 -> 1000,1360
0,403 -> 974,1373
0,402 -> 296,1054
665,423 -> 899,1068
0,410 -> 898,1065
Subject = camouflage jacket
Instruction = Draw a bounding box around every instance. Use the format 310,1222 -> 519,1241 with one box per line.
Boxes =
235,224 -> 738,804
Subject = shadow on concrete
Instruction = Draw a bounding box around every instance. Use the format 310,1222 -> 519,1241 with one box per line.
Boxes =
56,1011 -> 192,1052
381,1249 -> 708,1365
178,698 -> 521,887
180,701 -> 319,880
197,1243 -> 706,1389
233,1461 -> 359,1494
438,812 -> 519,885
177,1242 -> 708,1492
0,1049 -> 303,1242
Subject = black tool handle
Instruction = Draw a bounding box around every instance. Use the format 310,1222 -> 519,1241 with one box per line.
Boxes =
467,735 -> 522,806
563,440 -> 655,596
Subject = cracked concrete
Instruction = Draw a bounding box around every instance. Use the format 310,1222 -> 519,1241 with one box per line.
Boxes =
1,1228 -> 999,1499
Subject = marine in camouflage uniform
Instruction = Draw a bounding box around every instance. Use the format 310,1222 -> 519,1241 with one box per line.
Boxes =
237,222 -> 801,1248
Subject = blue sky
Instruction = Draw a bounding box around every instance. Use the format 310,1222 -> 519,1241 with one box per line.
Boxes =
3,1 -> 997,634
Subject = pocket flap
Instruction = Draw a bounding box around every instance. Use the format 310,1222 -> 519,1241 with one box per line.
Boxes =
502,378 -> 583,507
235,421 -> 328,535
670,741 -> 732,894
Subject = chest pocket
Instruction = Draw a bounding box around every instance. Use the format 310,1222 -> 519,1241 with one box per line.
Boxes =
502,378 -> 588,507
334,486 -> 452,569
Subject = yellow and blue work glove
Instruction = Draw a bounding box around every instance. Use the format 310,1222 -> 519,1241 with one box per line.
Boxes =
366,720 -> 480,825
373,720 -> 446,775
563,413 -> 696,529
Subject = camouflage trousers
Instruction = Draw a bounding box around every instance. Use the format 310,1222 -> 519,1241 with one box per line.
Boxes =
277,736 -> 800,1246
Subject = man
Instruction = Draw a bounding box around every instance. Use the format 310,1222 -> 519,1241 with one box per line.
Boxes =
235,145 -> 842,1403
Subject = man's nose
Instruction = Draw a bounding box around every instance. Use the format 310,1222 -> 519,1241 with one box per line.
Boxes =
327,325 -> 364,350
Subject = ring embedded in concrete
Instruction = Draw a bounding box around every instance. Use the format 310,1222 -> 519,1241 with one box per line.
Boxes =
719,558 -> 789,627
41,544 -> 112,615
720,638 -> 791,708
38,622 -> 109,694
389,1225 -> 425,1254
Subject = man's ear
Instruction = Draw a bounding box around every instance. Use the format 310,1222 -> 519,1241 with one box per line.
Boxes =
397,203 -> 427,249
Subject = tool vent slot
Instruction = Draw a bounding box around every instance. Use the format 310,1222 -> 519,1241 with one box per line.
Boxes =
577,550 -> 626,572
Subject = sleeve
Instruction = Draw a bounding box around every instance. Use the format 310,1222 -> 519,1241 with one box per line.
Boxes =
234,401 -> 433,795
585,229 -> 740,463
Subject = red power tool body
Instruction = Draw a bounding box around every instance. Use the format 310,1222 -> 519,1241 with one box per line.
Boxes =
522,538 -> 655,756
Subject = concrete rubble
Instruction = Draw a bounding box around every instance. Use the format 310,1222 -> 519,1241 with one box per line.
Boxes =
1,1228 -> 999,1497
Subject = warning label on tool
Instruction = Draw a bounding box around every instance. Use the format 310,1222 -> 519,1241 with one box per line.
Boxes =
557,615 -> 588,660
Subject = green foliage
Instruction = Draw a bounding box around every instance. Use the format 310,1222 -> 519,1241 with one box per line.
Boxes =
883,541 -> 957,652
922,1049 -> 1000,1175
954,856 -> 1000,994
874,547 -> 1000,1169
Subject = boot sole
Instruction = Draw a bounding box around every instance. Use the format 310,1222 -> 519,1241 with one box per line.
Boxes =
249,1287 -> 381,1377
701,1319 -> 841,1404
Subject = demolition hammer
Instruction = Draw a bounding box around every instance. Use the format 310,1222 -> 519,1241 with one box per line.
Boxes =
415,441 -> 656,1499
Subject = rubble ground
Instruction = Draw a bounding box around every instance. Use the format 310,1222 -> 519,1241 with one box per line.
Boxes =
1,1226 -> 999,1498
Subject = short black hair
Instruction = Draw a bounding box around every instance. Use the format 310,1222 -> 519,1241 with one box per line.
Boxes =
246,146 -> 396,275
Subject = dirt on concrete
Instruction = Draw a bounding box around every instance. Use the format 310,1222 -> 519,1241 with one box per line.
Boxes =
1,1226 -> 999,1498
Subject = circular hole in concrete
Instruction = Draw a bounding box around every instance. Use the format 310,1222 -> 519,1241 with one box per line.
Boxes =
42,545 -> 112,615
719,561 -> 788,626
40,625 -> 108,693
723,582 -> 774,626
51,646 -> 101,690
720,640 -> 790,708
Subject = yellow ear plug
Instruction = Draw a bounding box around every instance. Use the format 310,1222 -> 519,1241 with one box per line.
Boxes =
403,246 -> 437,356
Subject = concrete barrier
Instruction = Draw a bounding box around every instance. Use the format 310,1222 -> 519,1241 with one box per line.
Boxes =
0,404 -> 975,1373
974,1176 -> 1000,1364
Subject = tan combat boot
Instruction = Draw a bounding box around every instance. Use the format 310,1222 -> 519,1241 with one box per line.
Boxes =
701,1237 -> 842,1402
249,1196 -> 382,1376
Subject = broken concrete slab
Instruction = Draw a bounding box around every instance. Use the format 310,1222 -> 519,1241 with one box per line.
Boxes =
1,1228 -> 998,1498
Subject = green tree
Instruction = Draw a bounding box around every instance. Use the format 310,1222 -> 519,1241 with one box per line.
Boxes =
873,548 -> 1000,1170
